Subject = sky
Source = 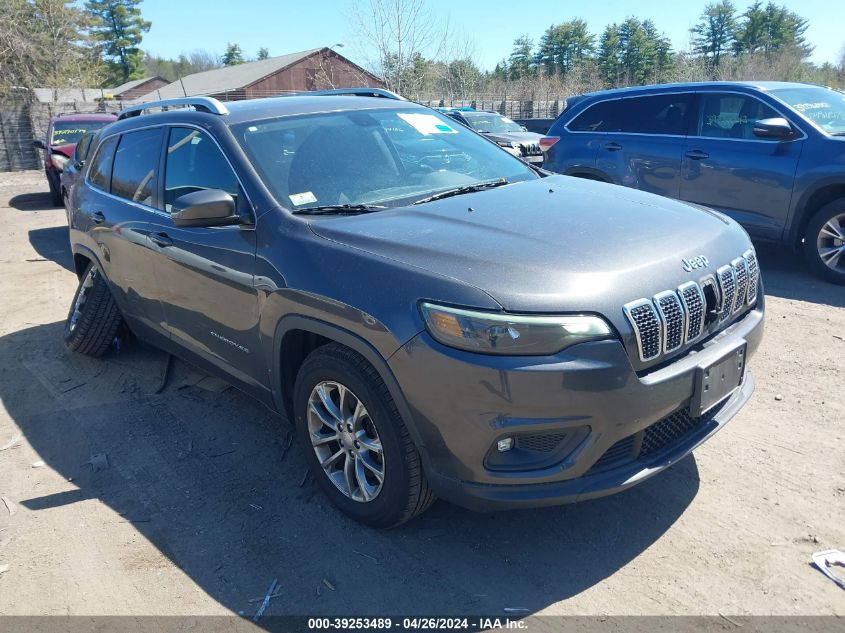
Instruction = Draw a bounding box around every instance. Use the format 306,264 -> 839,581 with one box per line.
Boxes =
137,0 -> 843,70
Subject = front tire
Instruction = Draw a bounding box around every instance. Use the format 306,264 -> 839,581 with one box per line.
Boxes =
47,172 -> 62,207
293,343 -> 434,528
804,199 -> 845,285
63,263 -> 124,357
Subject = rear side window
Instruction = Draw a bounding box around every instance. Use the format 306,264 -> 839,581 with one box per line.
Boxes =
568,100 -> 623,132
111,128 -> 162,206
88,136 -> 118,191
164,128 -> 239,212
622,93 -> 694,135
699,93 -> 780,139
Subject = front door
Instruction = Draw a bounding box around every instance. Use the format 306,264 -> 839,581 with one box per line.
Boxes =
680,92 -> 803,240
146,126 -> 262,388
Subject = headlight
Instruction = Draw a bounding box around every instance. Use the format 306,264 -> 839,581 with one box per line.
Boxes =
51,153 -> 70,171
420,302 -> 613,355
496,141 -> 515,148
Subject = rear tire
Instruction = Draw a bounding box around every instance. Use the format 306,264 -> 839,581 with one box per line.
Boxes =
803,199 -> 845,285
63,263 -> 124,357
48,172 -> 62,207
293,343 -> 434,528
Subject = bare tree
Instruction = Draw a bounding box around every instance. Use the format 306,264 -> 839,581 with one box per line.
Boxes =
348,0 -> 446,94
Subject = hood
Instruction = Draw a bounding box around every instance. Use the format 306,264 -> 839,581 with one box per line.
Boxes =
482,131 -> 544,146
51,144 -> 75,158
308,176 -> 752,321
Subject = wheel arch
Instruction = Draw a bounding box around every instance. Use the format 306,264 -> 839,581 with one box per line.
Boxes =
71,244 -> 102,280
272,316 -> 427,457
565,168 -> 613,183
789,180 -> 845,247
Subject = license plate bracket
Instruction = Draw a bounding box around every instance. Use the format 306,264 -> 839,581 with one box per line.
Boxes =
690,342 -> 747,417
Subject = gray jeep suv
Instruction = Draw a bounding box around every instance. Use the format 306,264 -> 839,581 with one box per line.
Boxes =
65,94 -> 764,527
541,81 -> 845,284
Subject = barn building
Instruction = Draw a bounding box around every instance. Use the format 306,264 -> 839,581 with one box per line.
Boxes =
137,47 -> 383,102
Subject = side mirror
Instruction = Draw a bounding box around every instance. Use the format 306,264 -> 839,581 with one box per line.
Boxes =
33,139 -> 46,150
752,117 -> 794,139
520,125 -> 528,132
171,189 -> 238,227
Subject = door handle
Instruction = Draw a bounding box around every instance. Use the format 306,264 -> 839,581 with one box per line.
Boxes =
150,232 -> 173,248
91,211 -> 106,224
603,142 -> 623,151
685,149 -> 710,160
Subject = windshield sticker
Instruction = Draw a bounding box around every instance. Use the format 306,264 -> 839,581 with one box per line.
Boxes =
792,102 -> 829,112
397,113 -> 457,135
289,191 -> 317,206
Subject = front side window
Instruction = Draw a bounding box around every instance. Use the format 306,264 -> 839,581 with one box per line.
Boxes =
463,114 -> 523,133
88,135 -> 118,191
234,108 -> 537,211
568,100 -> 624,133
622,93 -> 694,135
164,128 -> 239,212
111,128 -> 162,206
50,121 -> 111,147
699,93 -> 779,140
770,85 -> 845,135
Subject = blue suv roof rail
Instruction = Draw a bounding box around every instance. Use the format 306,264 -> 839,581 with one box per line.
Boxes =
117,97 -> 230,121
278,87 -> 407,101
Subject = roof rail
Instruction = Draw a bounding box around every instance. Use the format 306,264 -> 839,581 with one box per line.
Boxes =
279,87 -> 407,101
117,96 -> 229,121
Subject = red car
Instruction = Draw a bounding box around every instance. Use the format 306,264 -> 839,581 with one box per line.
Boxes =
33,112 -> 116,206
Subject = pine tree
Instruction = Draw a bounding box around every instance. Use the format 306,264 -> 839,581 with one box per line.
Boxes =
85,0 -> 150,84
507,36 -> 536,80
222,43 -> 244,66
690,1 -> 737,68
535,19 -> 594,77
257,47 -> 270,60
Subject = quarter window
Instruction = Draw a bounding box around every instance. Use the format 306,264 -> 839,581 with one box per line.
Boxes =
87,135 -> 118,191
699,94 -> 780,140
568,100 -> 624,132
164,128 -> 239,212
111,128 -> 162,205
621,94 -> 694,135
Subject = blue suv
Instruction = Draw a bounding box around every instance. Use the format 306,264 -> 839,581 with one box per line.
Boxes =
541,81 -> 845,284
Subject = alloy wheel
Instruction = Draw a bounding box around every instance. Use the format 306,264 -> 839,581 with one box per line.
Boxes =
306,381 -> 385,502
817,212 -> 845,272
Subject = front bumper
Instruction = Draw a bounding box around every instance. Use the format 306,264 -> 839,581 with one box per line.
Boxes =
387,303 -> 764,511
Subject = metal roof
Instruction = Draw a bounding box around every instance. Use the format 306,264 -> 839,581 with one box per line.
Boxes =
135,49 -> 325,101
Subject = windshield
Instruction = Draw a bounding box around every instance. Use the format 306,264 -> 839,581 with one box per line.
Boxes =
464,114 -> 524,133
50,120 -> 112,147
234,108 -> 537,211
770,86 -> 845,135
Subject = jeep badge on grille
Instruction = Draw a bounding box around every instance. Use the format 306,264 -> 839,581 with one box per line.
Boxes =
682,255 -> 709,272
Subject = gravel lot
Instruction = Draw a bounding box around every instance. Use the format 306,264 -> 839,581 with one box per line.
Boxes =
0,170 -> 843,618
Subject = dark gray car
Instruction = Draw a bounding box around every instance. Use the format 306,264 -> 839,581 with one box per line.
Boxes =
442,109 -> 545,165
541,81 -> 845,284
64,94 -> 764,527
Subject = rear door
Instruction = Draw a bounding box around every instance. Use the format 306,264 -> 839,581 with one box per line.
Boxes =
598,92 -> 695,198
76,128 -> 167,340
549,99 -> 623,175
146,126 -> 261,388
679,91 -> 803,239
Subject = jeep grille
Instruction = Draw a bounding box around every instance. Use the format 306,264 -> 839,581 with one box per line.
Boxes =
624,249 -> 759,363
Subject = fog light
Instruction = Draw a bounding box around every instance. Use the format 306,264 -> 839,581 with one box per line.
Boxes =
497,437 -> 514,452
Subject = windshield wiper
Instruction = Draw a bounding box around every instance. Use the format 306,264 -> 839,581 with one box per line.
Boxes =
292,204 -> 386,216
831,132 -> 845,136
412,179 -> 509,205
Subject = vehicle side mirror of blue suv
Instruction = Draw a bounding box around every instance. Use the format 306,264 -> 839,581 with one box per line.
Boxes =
752,117 -> 794,140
